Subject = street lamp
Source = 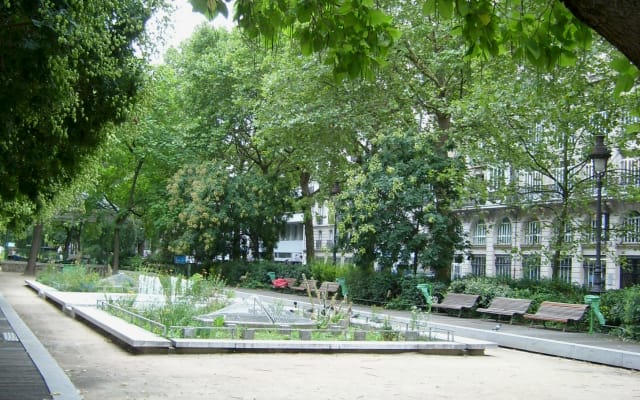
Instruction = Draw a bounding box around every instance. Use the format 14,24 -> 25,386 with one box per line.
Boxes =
331,182 -> 341,265
589,135 -> 611,294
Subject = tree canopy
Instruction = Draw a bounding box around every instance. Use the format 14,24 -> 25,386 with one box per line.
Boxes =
0,0 -> 163,213
193,0 -> 640,80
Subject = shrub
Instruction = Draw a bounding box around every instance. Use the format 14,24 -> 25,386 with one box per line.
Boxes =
341,267 -> 400,306
448,276 -> 514,308
385,276 -> 446,310
211,260 -> 318,288
310,262 -> 339,282
601,285 -> 640,340
37,264 -> 102,292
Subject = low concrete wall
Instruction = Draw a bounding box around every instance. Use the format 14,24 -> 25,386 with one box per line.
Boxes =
0,261 -> 46,273
1,261 -> 109,275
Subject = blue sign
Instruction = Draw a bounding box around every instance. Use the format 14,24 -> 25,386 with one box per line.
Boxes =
174,255 -> 193,264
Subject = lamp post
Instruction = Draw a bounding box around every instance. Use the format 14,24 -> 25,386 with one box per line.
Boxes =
589,135 -> 611,294
331,182 -> 341,265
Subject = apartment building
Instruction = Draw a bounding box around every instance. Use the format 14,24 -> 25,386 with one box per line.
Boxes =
453,148 -> 640,290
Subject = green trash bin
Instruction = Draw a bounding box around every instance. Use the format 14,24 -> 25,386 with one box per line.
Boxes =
267,271 -> 276,282
584,295 -> 606,333
336,278 -> 348,298
416,283 -> 433,312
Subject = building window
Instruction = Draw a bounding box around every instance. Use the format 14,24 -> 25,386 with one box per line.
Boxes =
619,158 -> 640,187
553,222 -> 573,243
552,222 -> 572,243
523,255 -> 541,280
470,255 -> 486,276
495,255 -> 511,278
559,257 -> 572,284
522,170 -> 543,192
623,211 -> 640,244
583,257 -> 606,289
488,166 -> 505,191
281,224 -> 303,241
524,220 -> 541,245
496,218 -> 512,245
552,167 -> 565,197
472,220 -> 486,245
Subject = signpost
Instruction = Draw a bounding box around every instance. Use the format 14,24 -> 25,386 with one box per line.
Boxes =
174,255 -> 195,276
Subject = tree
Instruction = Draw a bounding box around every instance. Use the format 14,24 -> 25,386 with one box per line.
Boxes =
193,1 -> 640,78
166,161 -> 289,262
164,28 -> 299,262
84,63 -> 194,272
340,130 -> 464,274
0,0 -> 164,213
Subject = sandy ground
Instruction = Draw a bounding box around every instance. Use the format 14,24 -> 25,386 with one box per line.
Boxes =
1,271 -> 639,400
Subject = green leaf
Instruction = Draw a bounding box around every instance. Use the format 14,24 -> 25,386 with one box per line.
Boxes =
438,0 -> 454,19
611,56 -> 632,73
614,73 -> 636,96
558,49 -> 576,67
369,10 -> 392,26
423,0 -> 437,15
478,13 -> 491,26
625,123 -> 640,134
455,0 -> 469,16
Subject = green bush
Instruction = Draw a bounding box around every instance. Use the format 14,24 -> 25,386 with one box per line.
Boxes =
37,264 -> 102,292
601,285 -> 640,340
309,262 -> 339,282
446,276 -> 588,311
341,268 -> 400,306
212,260 -> 317,288
448,276 -> 514,308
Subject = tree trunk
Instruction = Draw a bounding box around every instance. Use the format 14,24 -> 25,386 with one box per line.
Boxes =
300,171 -> 315,263
25,223 -> 43,276
109,157 -> 144,275
231,228 -> 242,260
112,226 -> 120,274
562,0 -> 640,68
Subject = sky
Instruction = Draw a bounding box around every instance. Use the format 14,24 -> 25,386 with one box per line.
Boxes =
148,0 -> 234,63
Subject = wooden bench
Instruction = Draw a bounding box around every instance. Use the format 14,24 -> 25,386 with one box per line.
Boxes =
283,277 -> 297,288
476,297 -> 532,324
290,279 -> 317,293
431,293 -> 480,317
317,281 -> 340,297
523,301 -> 589,331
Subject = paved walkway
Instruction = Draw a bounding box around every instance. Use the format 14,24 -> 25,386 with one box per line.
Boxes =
0,271 -> 639,399
0,292 -> 81,400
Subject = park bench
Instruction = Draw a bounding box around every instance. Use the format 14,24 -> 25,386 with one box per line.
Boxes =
523,301 -> 589,331
291,279 -> 318,293
317,281 -> 341,297
476,297 -> 532,324
431,293 -> 480,317
272,277 -> 297,289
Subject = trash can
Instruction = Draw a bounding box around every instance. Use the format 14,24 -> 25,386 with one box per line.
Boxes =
336,278 -> 348,298
416,283 -> 433,312
584,295 -> 606,333
267,271 -> 276,282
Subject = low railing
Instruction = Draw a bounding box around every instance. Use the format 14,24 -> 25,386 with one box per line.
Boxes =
97,300 -> 167,336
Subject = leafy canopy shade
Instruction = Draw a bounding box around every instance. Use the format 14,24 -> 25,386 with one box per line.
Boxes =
0,0 -> 162,209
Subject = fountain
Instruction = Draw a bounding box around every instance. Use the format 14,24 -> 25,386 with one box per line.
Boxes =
194,295 -> 317,328
133,274 -> 192,309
